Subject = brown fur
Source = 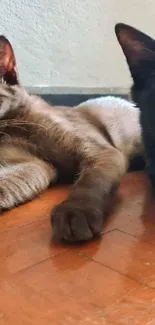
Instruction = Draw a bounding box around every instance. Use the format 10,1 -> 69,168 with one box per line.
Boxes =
0,36 -> 143,242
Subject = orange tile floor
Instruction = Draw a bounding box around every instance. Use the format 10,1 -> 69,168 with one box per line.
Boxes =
0,171 -> 155,324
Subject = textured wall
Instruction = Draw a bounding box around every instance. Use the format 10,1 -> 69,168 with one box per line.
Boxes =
1,0 -> 155,88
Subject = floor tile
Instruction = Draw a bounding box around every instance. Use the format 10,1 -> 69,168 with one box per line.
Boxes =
0,251 -> 140,325
78,230 -> 155,288
0,219 -> 68,277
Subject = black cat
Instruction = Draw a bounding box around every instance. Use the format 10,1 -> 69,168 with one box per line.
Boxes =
115,23 -> 155,190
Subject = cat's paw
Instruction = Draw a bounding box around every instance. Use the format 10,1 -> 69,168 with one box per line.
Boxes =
51,200 -> 103,242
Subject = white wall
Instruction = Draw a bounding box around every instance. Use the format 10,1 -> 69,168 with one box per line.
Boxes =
1,0 -> 155,89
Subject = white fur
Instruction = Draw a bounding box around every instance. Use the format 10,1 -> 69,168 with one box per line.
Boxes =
77,96 -> 142,157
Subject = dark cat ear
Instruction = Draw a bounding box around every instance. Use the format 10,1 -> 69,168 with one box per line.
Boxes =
0,35 -> 19,85
115,23 -> 155,83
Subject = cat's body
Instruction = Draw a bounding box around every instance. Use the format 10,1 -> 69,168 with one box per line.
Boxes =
0,91 -> 142,174
0,92 -> 142,166
0,85 -> 143,242
0,35 -> 143,242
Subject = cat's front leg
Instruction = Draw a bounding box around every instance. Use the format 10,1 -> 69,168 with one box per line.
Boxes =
51,148 -> 127,242
0,146 -> 57,211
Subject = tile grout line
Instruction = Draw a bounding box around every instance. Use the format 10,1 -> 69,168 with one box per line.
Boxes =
80,253 -> 155,291
11,248 -> 72,276
115,228 -> 155,246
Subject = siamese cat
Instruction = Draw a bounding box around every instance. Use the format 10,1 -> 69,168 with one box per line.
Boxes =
115,23 -> 155,190
0,35 -> 143,242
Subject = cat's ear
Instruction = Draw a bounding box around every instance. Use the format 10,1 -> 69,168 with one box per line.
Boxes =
0,35 -> 19,85
115,23 -> 155,83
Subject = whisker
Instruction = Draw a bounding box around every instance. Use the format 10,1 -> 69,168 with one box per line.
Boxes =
0,120 -> 49,131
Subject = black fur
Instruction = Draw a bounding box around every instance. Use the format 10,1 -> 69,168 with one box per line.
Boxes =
115,23 -> 155,190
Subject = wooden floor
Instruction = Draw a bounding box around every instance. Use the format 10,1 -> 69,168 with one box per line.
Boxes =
1,171 -> 155,324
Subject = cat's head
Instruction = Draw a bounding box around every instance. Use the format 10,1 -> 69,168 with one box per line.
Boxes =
0,36 -> 32,118
115,23 -> 155,108
0,35 -> 19,86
